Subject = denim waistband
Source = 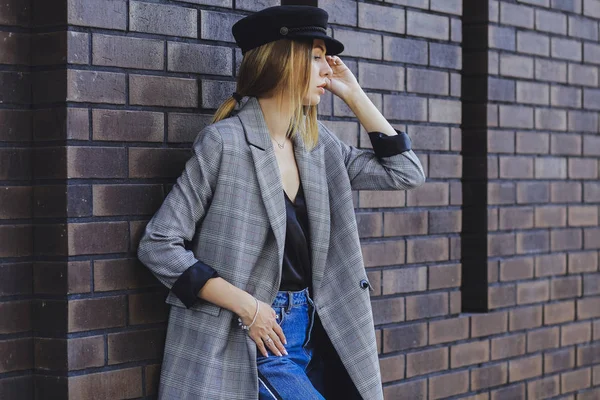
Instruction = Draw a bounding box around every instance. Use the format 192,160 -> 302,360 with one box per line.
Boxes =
271,287 -> 312,307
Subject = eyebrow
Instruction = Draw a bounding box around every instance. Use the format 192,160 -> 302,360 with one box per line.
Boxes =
313,44 -> 326,53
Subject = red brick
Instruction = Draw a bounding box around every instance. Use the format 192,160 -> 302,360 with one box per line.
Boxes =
488,183 -> 516,205
383,379 -> 426,400
359,191 -> 405,208
356,212 -> 383,238
526,327 -> 559,352
535,206 -> 567,228
406,347 -> 448,377
491,383 -> 526,400
379,354 -> 404,383
383,323 -> 427,353
405,292 -> 448,320
516,231 -> 550,254
500,257 -> 534,281
499,156 -> 534,178
509,355 -> 542,382
568,251 -> 598,273
551,276 -> 582,300
428,264 -> 461,290
492,334 -> 526,361
544,300 -> 576,325
545,348 -> 576,374
428,210 -> 461,234
535,253 -> 567,277
568,206 -> 599,227
527,376 -> 560,399
561,368 -> 591,394
551,229 -> 583,251
471,311 -> 508,338
451,340 -> 490,368
428,317 -> 469,345
499,207 -> 534,230
577,297 -> 600,319
406,182 -> 449,206
371,297 -> 405,325
517,280 -> 550,304
406,237 -> 449,263
562,322 -> 592,346
510,305 -> 543,331
488,233 -> 516,257
471,362 -> 508,390
68,222 -> 128,256
383,211 -> 427,236
381,267 -> 427,294
489,284 -> 517,309
428,370 -> 469,399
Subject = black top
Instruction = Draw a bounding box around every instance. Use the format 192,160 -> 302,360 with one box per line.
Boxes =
279,183 -> 312,292
169,130 -> 413,308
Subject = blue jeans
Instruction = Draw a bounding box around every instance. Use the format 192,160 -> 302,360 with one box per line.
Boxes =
257,287 -> 325,399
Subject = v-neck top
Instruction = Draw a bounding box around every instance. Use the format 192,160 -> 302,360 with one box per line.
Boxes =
279,183 -> 312,292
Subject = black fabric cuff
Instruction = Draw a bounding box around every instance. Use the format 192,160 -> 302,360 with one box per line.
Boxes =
171,260 -> 220,309
368,130 -> 412,157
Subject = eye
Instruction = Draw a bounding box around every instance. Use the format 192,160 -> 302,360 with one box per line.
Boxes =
313,55 -> 322,60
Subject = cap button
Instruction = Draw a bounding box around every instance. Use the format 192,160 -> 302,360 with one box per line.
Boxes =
280,26 -> 288,35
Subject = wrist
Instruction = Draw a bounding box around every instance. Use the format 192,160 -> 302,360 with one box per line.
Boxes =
234,292 -> 257,321
343,87 -> 368,110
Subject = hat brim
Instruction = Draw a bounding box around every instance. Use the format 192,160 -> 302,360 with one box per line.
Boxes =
287,31 -> 344,56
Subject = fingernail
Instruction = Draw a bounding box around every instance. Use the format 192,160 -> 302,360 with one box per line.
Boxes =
283,349 -> 288,355
277,352 -> 282,357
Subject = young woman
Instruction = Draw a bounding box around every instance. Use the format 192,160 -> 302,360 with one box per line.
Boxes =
138,5 -> 425,400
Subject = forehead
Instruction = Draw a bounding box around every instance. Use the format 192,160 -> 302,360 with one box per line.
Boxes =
312,39 -> 326,53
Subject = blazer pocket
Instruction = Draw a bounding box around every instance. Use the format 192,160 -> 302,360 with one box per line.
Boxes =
165,292 -> 222,317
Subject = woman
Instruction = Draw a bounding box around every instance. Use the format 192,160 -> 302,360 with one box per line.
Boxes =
138,5 -> 425,400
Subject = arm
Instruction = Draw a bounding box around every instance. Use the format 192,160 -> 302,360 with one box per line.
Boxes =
323,55 -> 426,191
137,125 -> 254,316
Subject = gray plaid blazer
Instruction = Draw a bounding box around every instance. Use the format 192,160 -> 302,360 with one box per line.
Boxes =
138,97 -> 425,399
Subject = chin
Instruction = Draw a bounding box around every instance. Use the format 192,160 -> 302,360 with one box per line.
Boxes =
302,94 -> 321,106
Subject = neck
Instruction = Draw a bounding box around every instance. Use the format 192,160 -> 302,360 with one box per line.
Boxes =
258,93 -> 292,143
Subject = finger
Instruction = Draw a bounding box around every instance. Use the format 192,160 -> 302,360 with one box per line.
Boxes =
263,336 -> 282,357
272,323 -> 287,345
269,332 -> 288,356
251,333 -> 269,357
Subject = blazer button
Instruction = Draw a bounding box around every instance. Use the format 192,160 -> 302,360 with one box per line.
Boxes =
360,279 -> 369,289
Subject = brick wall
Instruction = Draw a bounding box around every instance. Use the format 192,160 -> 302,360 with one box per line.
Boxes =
0,0 -> 598,399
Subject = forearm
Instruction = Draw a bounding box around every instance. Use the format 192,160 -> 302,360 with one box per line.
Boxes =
345,89 -> 397,137
197,277 -> 256,319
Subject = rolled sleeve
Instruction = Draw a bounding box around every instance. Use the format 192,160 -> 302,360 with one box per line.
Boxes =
170,261 -> 220,309
368,130 -> 412,158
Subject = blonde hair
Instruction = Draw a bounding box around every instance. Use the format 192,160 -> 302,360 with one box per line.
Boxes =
212,39 -> 319,151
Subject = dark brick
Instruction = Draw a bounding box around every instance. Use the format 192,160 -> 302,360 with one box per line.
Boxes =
0,301 -> 31,334
0,338 -> 33,373
69,367 -> 143,399
451,340 -> 490,368
168,42 -> 232,76
108,329 -> 165,364
383,37 -> 427,65
68,0 -> 126,29
130,1 -> 196,37
167,113 -> 212,143
0,148 -> 31,180
0,376 -> 33,400
527,327 -> 559,352
428,317 -> 469,345
0,71 -> 31,105
68,222 -> 128,255
381,267 -> 426,294
201,79 -> 237,109
199,10 -> 242,42
130,75 -> 198,108
67,147 -> 127,178
510,305 -> 543,331
0,186 -> 31,219
0,109 -> 31,142
92,34 -> 163,70
471,311 -> 508,337
0,263 -> 32,296
94,258 -> 158,292
428,264 -> 461,290
128,292 -> 169,325
68,296 -> 126,333
561,367 -> 591,393
67,70 -> 126,104
527,376 -> 560,399
430,43 -> 461,70
92,109 -> 163,142
93,184 -> 163,216
0,225 -> 33,258
429,370 -> 469,399
383,379 -> 426,400
492,334 -> 526,360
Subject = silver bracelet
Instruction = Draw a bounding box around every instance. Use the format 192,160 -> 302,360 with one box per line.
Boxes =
238,297 -> 259,331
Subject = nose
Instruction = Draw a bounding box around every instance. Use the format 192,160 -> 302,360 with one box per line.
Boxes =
322,61 -> 333,77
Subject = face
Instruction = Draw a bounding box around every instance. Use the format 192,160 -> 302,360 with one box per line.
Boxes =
303,39 -> 332,106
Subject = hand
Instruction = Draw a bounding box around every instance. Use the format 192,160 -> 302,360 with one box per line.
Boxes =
241,299 -> 288,357
324,55 -> 362,103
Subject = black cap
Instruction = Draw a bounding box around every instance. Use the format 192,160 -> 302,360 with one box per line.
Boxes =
232,5 -> 344,56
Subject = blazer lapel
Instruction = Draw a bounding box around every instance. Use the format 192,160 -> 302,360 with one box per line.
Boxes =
237,97 -> 330,295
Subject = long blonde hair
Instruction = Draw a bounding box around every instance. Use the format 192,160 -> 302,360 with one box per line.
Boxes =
212,39 -> 319,151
